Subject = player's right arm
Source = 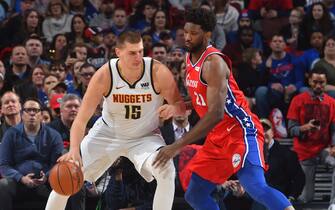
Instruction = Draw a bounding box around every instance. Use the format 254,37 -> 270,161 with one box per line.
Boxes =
58,63 -> 111,164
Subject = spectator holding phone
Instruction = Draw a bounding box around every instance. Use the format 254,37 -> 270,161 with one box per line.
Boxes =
0,98 -> 63,209
287,67 -> 335,204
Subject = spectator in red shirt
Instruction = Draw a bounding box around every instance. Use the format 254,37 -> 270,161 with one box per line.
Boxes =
248,0 -> 293,20
287,67 -> 335,204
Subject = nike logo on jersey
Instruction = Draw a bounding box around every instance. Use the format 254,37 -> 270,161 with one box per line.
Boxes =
227,124 -> 237,132
116,85 -> 126,89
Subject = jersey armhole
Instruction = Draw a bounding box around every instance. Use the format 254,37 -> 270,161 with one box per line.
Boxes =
104,60 -> 113,97
151,59 -> 160,95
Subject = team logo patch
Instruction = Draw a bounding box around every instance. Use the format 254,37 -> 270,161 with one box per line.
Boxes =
141,82 -> 150,89
232,154 -> 241,168
195,66 -> 200,72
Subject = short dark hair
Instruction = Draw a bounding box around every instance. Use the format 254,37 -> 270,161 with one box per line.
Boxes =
116,31 -> 142,48
79,62 -> 96,72
309,66 -> 327,78
23,97 -> 42,109
185,8 -> 216,32
152,42 -> 167,51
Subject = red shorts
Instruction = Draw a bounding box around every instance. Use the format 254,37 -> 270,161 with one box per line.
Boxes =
185,122 -> 265,186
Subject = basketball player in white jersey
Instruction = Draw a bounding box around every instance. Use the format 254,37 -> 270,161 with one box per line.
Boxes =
45,31 -> 186,210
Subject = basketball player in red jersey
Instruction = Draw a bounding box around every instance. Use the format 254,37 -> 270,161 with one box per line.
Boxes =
153,8 -> 295,210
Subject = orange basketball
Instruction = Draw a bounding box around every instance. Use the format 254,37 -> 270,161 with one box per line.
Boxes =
49,161 -> 84,196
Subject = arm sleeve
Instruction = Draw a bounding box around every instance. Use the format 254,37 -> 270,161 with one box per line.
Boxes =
0,131 -> 23,182
288,120 -> 301,137
45,130 -> 64,177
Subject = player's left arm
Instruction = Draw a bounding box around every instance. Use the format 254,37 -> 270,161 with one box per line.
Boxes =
153,60 -> 186,120
153,54 -> 229,168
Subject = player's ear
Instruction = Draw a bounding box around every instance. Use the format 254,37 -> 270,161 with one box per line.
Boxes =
115,47 -> 121,57
205,31 -> 212,40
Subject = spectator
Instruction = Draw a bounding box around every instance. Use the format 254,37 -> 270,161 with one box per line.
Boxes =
295,30 -> 324,81
248,0 -> 293,20
72,60 -> 85,88
89,0 -> 115,30
75,63 -> 96,98
146,9 -> 170,44
313,36 -> 335,98
39,74 -> 59,107
159,30 -> 174,52
47,33 -> 69,62
128,0 -> 157,32
101,29 -> 117,60
226,9 -> 264,52
222,26 -> 255,69
255,34 -> 303,119
66,14 -> 90,48
0,98 -> 63,210
252,119 -> 305,209
142,32 -> 154,57
47,93 -> 85,210
280,8 -> 304,52
49,61 -> 76,94
0,1 -> 36,48
42,0 -> 73,43
68,0 -> 98,22
25,35 -> 50,68
31,65 -> 47,93
85,28 -> 107,68
4,46 -> 31,92
287,67 -> 335,204
174,27 -> 185,49
152,42 -> 168,65
41,106 -> 53,124
235,48 -> 268,111
298,2 -> 334,50
214,0 -> 239,34
110,7 -> 130,36
0,92 -> 22,142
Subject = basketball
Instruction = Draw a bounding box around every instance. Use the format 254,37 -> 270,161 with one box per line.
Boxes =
49,161 -> 84,196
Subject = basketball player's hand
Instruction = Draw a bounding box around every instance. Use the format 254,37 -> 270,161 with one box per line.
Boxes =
20,173 -> 38,188
158,104 -> 175,120
153,144 -> 180,169
57,149 -> 82,167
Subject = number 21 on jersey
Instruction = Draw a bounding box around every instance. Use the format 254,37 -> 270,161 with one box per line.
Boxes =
194,92 -> 206,106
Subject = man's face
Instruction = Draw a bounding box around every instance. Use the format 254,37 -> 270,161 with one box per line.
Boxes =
11,46 -> 28,66
171,50 -> 185,62
1,93 -> 21,117
143,5 -> 156,19
270,36 -> 286,53
239,18 -> 251,27
103,33 -> 117,48
25,39 -> 43,57
79,66 -> 95,87
50,64 -> 66,81
184,22 -> 206,53
310,32 -> 324,49
240,29 -> 253,46
152,47 -> 167,62
309,73 -> 327,95
60,99 -> 80,123
32,67 -> 45,86
115,41 -> 144,69
113,9 -> 127,28
22,100 -> 42,128
289,10 -> 302,25
175,28 -> 185,47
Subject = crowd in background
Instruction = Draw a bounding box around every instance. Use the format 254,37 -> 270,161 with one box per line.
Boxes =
0,0 -> 335,209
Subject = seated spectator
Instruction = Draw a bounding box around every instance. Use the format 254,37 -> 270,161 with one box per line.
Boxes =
4,46 -> 32,93
287,67 -> 335,204
235,48 -> 268,111
89,0 -> 115,30
42,0 -> 73,43
49,61 -> 77,94
75,63 -> 96,98
298,2 -> 334,50
280,8 -> 304,53
68,0 -> 98,22
0,92 -> 22,142
226,9 -> 264,52
41,107 -> 53,124
255,34 -> 303,120
39,74 -> 59,107
214,0 -> 239,34
110,7 -> 130,36
152,43 -> 168,65
66,14 -> 90,48
25,35 -> 50,69
222,26 -> 256,69
47,93 -> 86,210
295,30 -> 324,82
47,33 -> 69,62
252,119 -> 305,209
101,29 -> 117,60
313,36 -> 335,98
0,98 -> 63,210
146,10 -> 170,44
129,0 -> 157,32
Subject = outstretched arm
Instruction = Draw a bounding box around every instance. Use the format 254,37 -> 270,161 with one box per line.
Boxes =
153,54 -> 230,168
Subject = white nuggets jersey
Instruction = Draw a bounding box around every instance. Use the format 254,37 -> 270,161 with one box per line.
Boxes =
101,57 -> 164,139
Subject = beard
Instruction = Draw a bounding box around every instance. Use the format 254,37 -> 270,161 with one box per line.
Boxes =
185,41 -> 203,53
